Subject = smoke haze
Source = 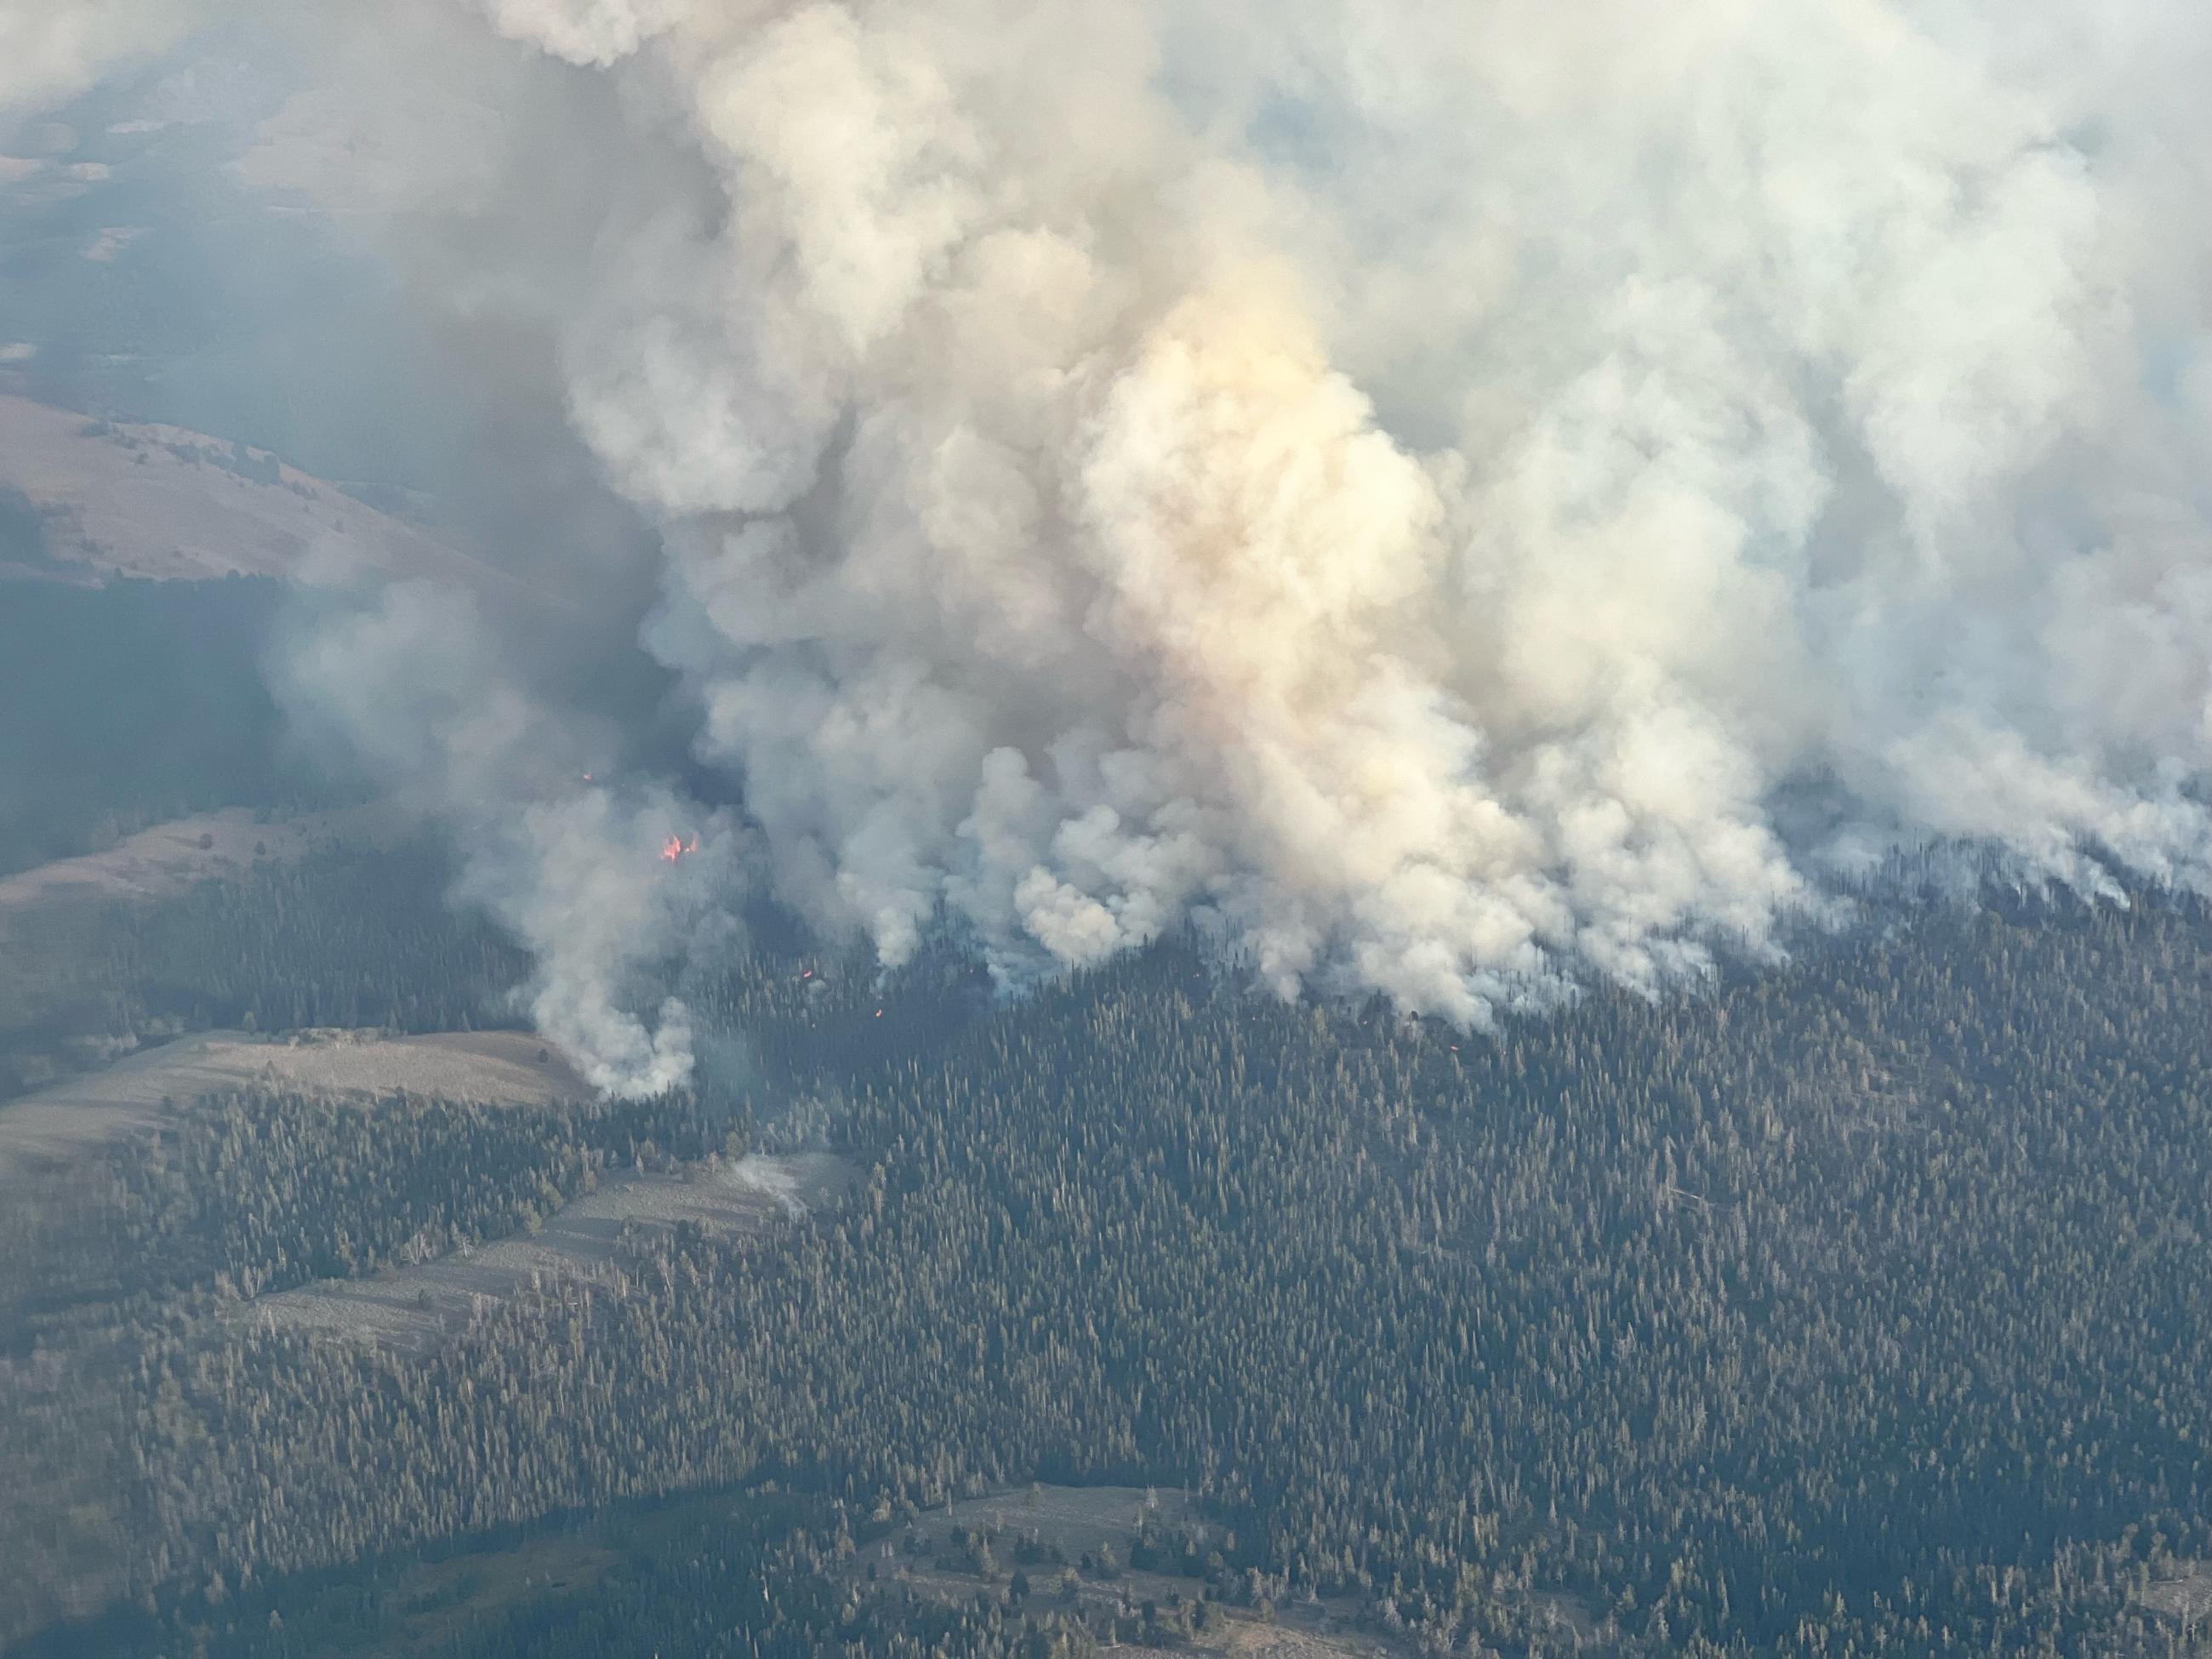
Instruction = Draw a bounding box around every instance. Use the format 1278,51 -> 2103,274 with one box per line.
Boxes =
8,0 -> 2211,1092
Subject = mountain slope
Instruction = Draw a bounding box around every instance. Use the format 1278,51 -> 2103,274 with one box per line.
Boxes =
0,393 -> 495,587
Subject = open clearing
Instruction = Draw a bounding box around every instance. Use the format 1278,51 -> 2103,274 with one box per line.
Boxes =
248,1153 -> 857,1353
858,1485 -> 1409,1659
872,1485 -> 1603,1657
0,1028 -> 590,1178
919,1485 -> 1199,1559
2135,1560 -> 2212,1630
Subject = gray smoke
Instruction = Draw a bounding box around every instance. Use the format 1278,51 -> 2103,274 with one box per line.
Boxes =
12,0 -> 2212,1093
271,567 -> 745,1097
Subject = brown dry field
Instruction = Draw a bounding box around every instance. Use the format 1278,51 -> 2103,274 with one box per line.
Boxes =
0,804 -> 397,926
0,1028 -> 592,1180
0,393 -> 500,588
248,1152 -> 858,1353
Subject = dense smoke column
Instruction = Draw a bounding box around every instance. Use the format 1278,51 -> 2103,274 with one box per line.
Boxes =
515,0 -> 2212,1035
10,0 -> 2211,1092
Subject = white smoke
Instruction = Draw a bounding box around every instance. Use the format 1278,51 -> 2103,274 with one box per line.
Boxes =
544,0 -> 2212,1017
66,0 -> 2212,1086
274,572 -> 740,1097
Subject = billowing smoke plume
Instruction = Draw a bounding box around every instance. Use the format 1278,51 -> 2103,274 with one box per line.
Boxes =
23,0 -> 2212,1092
273,567 -> 744,1097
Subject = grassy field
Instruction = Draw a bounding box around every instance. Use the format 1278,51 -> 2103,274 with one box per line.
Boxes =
248,1151 -> 856,1353
0,1027 -> 590,1181
0,805 -> 393,921
0,393 -> 489,588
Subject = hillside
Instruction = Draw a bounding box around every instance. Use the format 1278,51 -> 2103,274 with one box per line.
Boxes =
0,1027 -> 589,1180
0,805 -> 390,921
0,394 -> 495,587
5,864 -> 2212,1656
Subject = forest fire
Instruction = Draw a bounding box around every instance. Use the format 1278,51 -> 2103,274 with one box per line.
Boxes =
659,834 -> 699,864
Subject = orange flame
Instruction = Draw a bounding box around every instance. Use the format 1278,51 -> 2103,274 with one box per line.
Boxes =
659,834 -> 700,864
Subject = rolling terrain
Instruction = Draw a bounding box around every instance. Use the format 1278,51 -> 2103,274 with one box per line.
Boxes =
0,394 -> 493,587
0,805 -> 390,918
251,1151 -> 856,1354
0,805 -> 408,1025
5,832 -> 2212,1655
0,1026 -> 589,1179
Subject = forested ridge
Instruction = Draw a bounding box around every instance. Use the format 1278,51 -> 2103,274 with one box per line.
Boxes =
5,849 -> 2212,1656
14,1489 -> 1130,1659
0,841 -> 955,1099
2,1083 -> 750,1343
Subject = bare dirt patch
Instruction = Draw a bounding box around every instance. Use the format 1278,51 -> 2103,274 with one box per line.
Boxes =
249,1153 -> 858,1354
0,1029 -> 590,1180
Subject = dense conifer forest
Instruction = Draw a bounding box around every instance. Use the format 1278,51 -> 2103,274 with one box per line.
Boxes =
5,844 -> 2212,1655
16,1 -> 2212,1650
